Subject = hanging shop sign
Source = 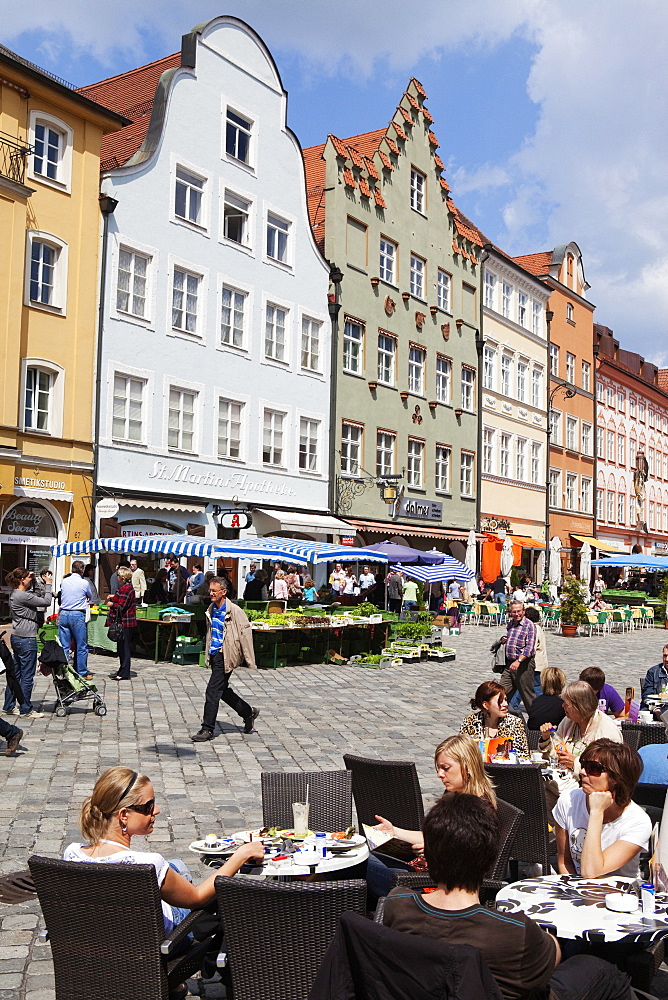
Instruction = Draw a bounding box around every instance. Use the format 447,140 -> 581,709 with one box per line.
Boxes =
218,510 -> 252,530
396,497 -> 443,521
95,498 -> 120,519
340,535 -> 356,545
481,517 -> 511,532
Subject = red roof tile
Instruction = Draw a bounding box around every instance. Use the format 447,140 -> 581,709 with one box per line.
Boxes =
374,188 -> 386,209
428,131 -> 439,147
385,136 -> 400,156
422,107 -> 434,124
343,167 -> 356,189
392,121 -> 408,142
439,176 -> 450,192
364,156 -> 379,180
447,199 -> 488,247
359,177 -> 371,198
658,369 -> 668,392
336,127 -> 386,158
434,154 -> 445,171
512,251 -> 552,276
452,239 -> 460,255
347,145 -> 365,169
302,142 -> 327,251
469,252 -> 478,266
379,150 -> 393,171
412,78 -> 427,98
399,107 -> 413,127
406,93 -> 420,111
330,134 -> 349,158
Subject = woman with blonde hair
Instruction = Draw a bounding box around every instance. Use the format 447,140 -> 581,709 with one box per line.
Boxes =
527,667 -> 567,731
269,569 -> 289,601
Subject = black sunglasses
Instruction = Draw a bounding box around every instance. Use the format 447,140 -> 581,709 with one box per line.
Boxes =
581,760 -> 607,777
127,799 -> 156,816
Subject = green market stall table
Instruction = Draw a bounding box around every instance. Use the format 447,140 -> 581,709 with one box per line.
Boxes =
251,619 -> 391,669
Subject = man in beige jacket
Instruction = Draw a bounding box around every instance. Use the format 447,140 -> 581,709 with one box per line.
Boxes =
191,577 -> 258,742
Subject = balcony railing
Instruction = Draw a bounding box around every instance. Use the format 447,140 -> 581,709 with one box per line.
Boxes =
0,132 -> 32,186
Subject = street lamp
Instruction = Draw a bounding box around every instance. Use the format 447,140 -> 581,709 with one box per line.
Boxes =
544,381 -> 577,578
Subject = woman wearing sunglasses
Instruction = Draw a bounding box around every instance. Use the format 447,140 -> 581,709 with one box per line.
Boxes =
553,738 -> 651,879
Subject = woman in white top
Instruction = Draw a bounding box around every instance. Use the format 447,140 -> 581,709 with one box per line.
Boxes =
269,569 -> 289,601
554,738 -> 651,878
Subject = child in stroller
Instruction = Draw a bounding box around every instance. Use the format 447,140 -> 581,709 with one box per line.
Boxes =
39,636 -> 107,717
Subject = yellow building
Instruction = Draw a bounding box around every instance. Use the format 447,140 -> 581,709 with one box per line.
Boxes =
0,46 -> 126,609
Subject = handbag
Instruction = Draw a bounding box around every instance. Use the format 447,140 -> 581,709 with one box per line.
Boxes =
490,639 -> 507,674
107,612 -> 123,642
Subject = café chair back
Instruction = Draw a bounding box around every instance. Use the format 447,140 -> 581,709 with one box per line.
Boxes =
484,763 -> 552,873
343,754 -> 424,831
261,769 -> 352,832
621,721 -> 668,749
215,874 -> 366,1000
28,855 -> 211,1000
526,729 -> 542,752
633,783 -> 668,810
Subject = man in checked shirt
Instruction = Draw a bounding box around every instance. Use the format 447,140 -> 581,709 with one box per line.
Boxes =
499,601 -> 537,711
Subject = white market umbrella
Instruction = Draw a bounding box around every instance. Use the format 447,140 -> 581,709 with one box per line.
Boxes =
548,536 -> 562,601
579,540 -> 592,601
500,536 -> 514,582
536,549 -> 546,584
465,529 -> 477,576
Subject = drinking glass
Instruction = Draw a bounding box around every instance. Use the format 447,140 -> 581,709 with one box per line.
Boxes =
292,801 -> 310,836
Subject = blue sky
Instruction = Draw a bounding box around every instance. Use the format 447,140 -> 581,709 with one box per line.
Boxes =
4,1 -> 668,367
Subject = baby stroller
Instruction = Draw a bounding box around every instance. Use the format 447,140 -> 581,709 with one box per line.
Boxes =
38,634 -> 107,718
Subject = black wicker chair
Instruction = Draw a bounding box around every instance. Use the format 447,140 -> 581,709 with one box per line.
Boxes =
633,782 -> 668,810
485,763 -> 552,874
214,873 -> 367,1000
343,753 -> 424,830
526,729 -> 542,752
261,769 -> 352,831
28,855 -> 212,1000
622,727 -> 641,750
621,721 -> 668,749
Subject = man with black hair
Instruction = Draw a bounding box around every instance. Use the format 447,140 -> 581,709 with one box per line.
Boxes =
383,792 -> 633,1000
580,666 -> 624,717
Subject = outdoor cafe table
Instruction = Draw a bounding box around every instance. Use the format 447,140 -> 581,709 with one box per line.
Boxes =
496,874 -> 668,944
192,833 -> 369,880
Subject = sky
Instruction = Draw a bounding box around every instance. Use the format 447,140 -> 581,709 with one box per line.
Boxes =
4,0 -> 668,367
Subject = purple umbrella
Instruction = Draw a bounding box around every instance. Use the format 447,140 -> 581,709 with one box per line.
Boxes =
365,541 -> 444,565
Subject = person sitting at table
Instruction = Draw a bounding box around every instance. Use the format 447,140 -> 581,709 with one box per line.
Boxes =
64,766 -> 265,995
460,680 -> 530,759
383,792 -> 633,1000
553,738 -> 651,879
640,643 -> 668,708
589,595 -> 610,612
146,568 -> 170,605
579,666 -> 624,718
527,667 -> 567,730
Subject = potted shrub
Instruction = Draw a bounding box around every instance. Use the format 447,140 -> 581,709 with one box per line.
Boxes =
559,576 -> 590,637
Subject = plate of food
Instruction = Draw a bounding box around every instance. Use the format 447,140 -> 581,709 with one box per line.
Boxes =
304,833 -> 365,848
232,827 -> 283,845
189,837 -> 237,855
276,828 -> 315,841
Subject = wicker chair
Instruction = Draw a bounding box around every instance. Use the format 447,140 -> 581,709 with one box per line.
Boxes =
28,855 -> 212,1000
621,721 -> 668,749
261,769 -> 352,832
485,763 -> 552,874
214,873 -> 366,1000
622,727 -> 641,750
343,753 -> 424,830
526,729 -> 542,752
633,782 -> 668,810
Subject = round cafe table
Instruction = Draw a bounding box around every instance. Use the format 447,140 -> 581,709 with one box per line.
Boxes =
193,833 -> 368,879
496,874 -> 668,944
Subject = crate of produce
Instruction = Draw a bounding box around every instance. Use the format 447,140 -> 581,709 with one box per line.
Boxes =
257,655 -> 288,669
161,611 -> 194,624
144,604 -> 164,620
135,606 -> 148,619
172,649 -> 202,666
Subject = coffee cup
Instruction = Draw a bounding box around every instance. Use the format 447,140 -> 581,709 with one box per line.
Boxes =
531,751 -> 544,763
638,711 -> 653,724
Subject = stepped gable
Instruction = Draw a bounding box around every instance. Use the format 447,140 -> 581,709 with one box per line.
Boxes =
78,52 -> 180,170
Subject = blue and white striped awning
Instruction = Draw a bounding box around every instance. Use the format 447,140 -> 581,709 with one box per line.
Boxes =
51,535 -> 389,566
391,558 -> 475,583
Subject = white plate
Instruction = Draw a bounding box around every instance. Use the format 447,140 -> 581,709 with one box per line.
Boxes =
232,829 -> 282,845
189,839 -> 237,855
303,833 -> 365,847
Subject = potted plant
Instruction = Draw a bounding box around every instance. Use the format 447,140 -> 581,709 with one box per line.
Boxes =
559,576 -> 590,637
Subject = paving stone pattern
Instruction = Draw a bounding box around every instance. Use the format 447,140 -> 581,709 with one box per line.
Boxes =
1,623 -> 667,998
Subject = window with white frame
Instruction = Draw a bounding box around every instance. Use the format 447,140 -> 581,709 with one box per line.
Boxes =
596,488 -> 604,520
376,430 -> 395,477
607,430 -> 615,462
566,353 -> 575,383
341,422 -> 362,475
582,477 -> 592,513
607,490 -> 615,523
618,434 -> 626,465
30,112 -> 71,188
566,416 -> 577,451
549,344 -> 559,376
217,398 -> 243,459
582,422 -> 592,456
502,281 -> 512,318
436,356 -> 451,403
112,373 -> 144,443
267,214 -> 290,263
550,409 -> 561,445
501,354 -> 512,396
597,382 -> 604,403
24,367 -> 52,432
664,454 -> 668,479
29,239 -> 57,306
484,272 -> 496,309
226,108 -> 252,163
607,387 -> 614,407
649,409 -> 655,429
597,426 -> 604,458
223,190 -> 250,245
532,367 -> 544,408
531,442 -> 541,485
220,284 -> 246,348
460,451 -> 474,497
410,168 -> 426,213
650,448 -> 656,475
377,334 -> 396,385
407,438 -> 424,487
532,300 -> 542,336
650,502 -> 656,530
549,469 -> 561,507
171,268 -> 200,334
567,302 -> 574,322
516,361 -> 527,403
482,427 -> 494,474
410,254 -> 425,298
117,248 -> 149,319
437,270 -> 451,312
629,397 -> 636,417
630,438 -> 637,466
265,303 -> 287,362
618,391 -> 626,413
516,438 -> 527,481
435,444 -> 451,491
617,492 -> 625,524
408,346 -> 425,395
299,417 -> 319,472
168,387 -> 196,451
461,367 -> 475,411
379,237 -> 397,283
175,167 -> 204,226
566,473 -> 577,510
517,292 -> 527,327
483,347 -> 496,391
343,320 -> 363,374
263,409 -> 285,466
301,317 -> 321,372
500,434 -> 510,478
582,361 -> 591,392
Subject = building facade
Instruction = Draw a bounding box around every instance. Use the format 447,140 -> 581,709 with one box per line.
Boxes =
514,244 -> 598,575
0,46 -> 126,610
595,323 -> 668,560
80,18 -> 334,586
303,79 -> 482,559
479,249 -> 550,582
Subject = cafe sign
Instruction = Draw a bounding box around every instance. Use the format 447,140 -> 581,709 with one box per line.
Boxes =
396,497 -> 443,521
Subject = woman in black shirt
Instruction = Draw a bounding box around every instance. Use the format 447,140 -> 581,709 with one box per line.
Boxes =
527,667 -> 567,730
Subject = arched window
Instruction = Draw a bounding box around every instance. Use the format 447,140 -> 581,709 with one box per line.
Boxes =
21,358 -> 65,437
24,231 -> 69,314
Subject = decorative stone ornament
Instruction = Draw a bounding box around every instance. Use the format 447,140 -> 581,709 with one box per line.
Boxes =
415,311 -> 426,329
441,323 -> 450,340
412,405 -> 423,425
384,295 -> 396,315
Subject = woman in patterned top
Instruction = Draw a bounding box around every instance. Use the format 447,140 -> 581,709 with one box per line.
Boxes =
460,680 -> 530,759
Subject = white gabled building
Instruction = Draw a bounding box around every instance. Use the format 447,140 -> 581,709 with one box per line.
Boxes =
81,17 -> 341,586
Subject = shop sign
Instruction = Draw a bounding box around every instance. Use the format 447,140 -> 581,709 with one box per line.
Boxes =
1,502 -> 56,539
147,460 -> 296,497
95,498 -> 120,518
481,517 -> 510,532
14,476 -> 66,491
121,523 -> 179,538
340,535 -> 355,545
396,497 -> 443,521
27,546 -> 52,573
655,541 -> 668,551
218,510 -> 252,530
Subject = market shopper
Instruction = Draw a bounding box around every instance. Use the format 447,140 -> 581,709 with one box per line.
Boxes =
3,567 -> 52,718
191,578 -> 259,742
0,716 -> 22,756
498,601 -> 537,710
106,567 -> 137,681
58,560 -> 95,679
386,571 -> 403,613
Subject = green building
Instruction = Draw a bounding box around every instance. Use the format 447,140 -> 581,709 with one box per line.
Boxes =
304,78 -> 482,559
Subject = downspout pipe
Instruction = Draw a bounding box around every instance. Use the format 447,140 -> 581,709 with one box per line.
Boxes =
327,265 -> 343,515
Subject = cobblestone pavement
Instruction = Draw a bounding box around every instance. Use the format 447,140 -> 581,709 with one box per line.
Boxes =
1,623 -> 667,998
